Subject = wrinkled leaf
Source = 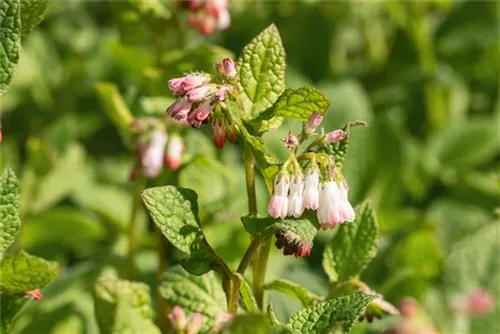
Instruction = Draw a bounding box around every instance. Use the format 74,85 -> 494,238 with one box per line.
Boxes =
0,168 -> 21,260
0,0 -> 21,93
20,0 -> 48,36
235,273 -> 259,313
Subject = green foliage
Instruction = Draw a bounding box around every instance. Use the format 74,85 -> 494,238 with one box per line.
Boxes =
0,168 -> 21,260
286,294 -> 376,334
264,279 -> 321,307
93,270 -> 160,334
223,314 -> 270,334
158,266 -> 226,333
237,24 -> 286,119
0,0 -> 20,93
236,273 -> 259,313
242,216 -> 318,246
0,249 -> 59,295
322,201 -> 378,283
20,0 -> 48,37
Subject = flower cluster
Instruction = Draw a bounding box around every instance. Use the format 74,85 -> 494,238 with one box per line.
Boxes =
168,305 -> 203,334
130,118 -> 184,179
166,58 -> 238,149
267,113 -> 355,257
184,0 -> 230,35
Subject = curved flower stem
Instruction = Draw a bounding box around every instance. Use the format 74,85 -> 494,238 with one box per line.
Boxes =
126,173 -> 145,280
253,237 -> 272,309
243,143 -> 257,216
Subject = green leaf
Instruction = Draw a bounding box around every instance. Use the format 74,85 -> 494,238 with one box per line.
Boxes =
94,270 -> 160,334
95,82 -> 134,132
0,293 -> 30,334
159,266 -> 226,332
180,244 -> 217,276
331,121 -> 367,169
264,279 -> 322,307
258,86 -> 330,122
0,168 -> 21,260
223,314 -> 270,334
322,201 -> 378,283
266,303 -> 283,328
141,186 -> 202,255
20,0 -> 48,37
0,250 -> 59,294
237,24 -> 286,119
235,273 -> 259,313
0,0 -> 21,93
286,294 -> 376,334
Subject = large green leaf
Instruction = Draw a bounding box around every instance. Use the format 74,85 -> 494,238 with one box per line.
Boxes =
94,270 -> 160,334
237,24 -> 286,119
264,279 -> 322,307
322,201 -> 378,283
0,168 -> 21,260
20,0 -> 48,36
158,266 -> 226,333
0,0 -> 20,93
141,186 -> 202,255
0,250 -> 59,294
286,294 -> 375,334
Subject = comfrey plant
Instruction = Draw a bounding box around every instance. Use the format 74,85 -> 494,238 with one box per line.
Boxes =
140,25 -> 396,333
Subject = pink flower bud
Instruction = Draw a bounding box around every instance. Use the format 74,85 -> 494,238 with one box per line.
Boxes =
282,134 -> 298,149
186,313 -> 203,334
215,87 -> 227,101
25,289 -> 42,300
204,0 -> 228,16
268,174 -> 290,219
325,129 -> 345,143
167,98 -> 192,121
213,119 -> 226,150
168,305 -> 187,329
306,112 -> 323,132
165,134 -> 183,170
468,289 -> 494,315
187,102 -> 212,128
168,77 -> 186,95
141,131 -> 168,178
303,168 -> 319,210
186,85 -> 211,103
181,74 -> 209,91
222,58 -> 237,78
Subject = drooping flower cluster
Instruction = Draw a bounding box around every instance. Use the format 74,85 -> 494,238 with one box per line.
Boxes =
267,113 -> 356,257
130,118 -> 184,179
184,0 -> 230,35
166,58 -> 238,149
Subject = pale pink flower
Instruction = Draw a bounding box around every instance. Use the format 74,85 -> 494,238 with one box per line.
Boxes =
287,175 -> 304,218
168,305 -> 187,329
168,77 -> 186,95
186,85 -> 211,103
468,289 -> 494,315
338,180 -> 355,222
141,131 -> 168,178
325,129 -> 345,143
306,112 -> 323,132
181,74 -> 209,91
215,86 -> 227,101
167,98 -> 192,121
188,102 -> 212,128
165,134 -> 183,170
186,312 -> 203,334
222,57 -> 236,78
216,8 -> 231,29
317,181 -> 343,229
282,134 -> 298,149
268,174 -> 290,219
302,168 -> 320,210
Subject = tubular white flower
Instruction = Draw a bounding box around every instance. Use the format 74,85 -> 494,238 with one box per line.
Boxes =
268,174 -> 290,219
287,175 -> 304,218
317,180 -> 343,229
302,168 -> 320,210
142,131 -> 168,178
338,180 -> 355,222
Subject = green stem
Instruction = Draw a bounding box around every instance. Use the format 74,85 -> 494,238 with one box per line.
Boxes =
253,238 -> 272,309
237,237 -> 263,275
243,143 -> 258,216
155,227 -> 170,333
126,174 -> 145,280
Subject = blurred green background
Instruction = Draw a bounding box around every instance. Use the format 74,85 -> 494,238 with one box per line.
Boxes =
1,1 -> 498,333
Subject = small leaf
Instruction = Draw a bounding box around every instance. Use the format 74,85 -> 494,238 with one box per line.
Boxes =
0,168 -> 21,260
266,303 -> 283,328
141,186 -> 202,255
258,86 -> 330,122
159,266 -> 226,332
322,201 -> 378,283
181,244 -> 217,276
0,0 -> 21,93
235,273 -> 259,313
94,270 -> 160,334
20,0 -> 48,36
237,24 -> 286,119
264,279 -> 322,307
0,250 -> 59,294
286,294 -> 376,334
331,121 -> 367,169
95,82 -> 134,132
223,314 -> 270,334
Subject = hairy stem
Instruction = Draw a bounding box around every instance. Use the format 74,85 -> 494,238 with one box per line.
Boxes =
243,143 -> 258,216
253,238 -> 272,309
126,174 -> 145,280
237,237 -> 263,275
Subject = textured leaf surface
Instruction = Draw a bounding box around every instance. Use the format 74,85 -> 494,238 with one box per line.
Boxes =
235,273 -> 259,312
264,279 -> 321,307
0,0 -> 20,93
0,169 -> 21,260
94,270 -> 160,334
159,266 -> 226,332
237,24 -> 286,118
20,0 -> 48,36
0,250 -> 59,294
259,86 -> 330,122
141,186 -> 202,255
242,216 -> 318,246
286,294 -> 375,334
322,201 -> 378,283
